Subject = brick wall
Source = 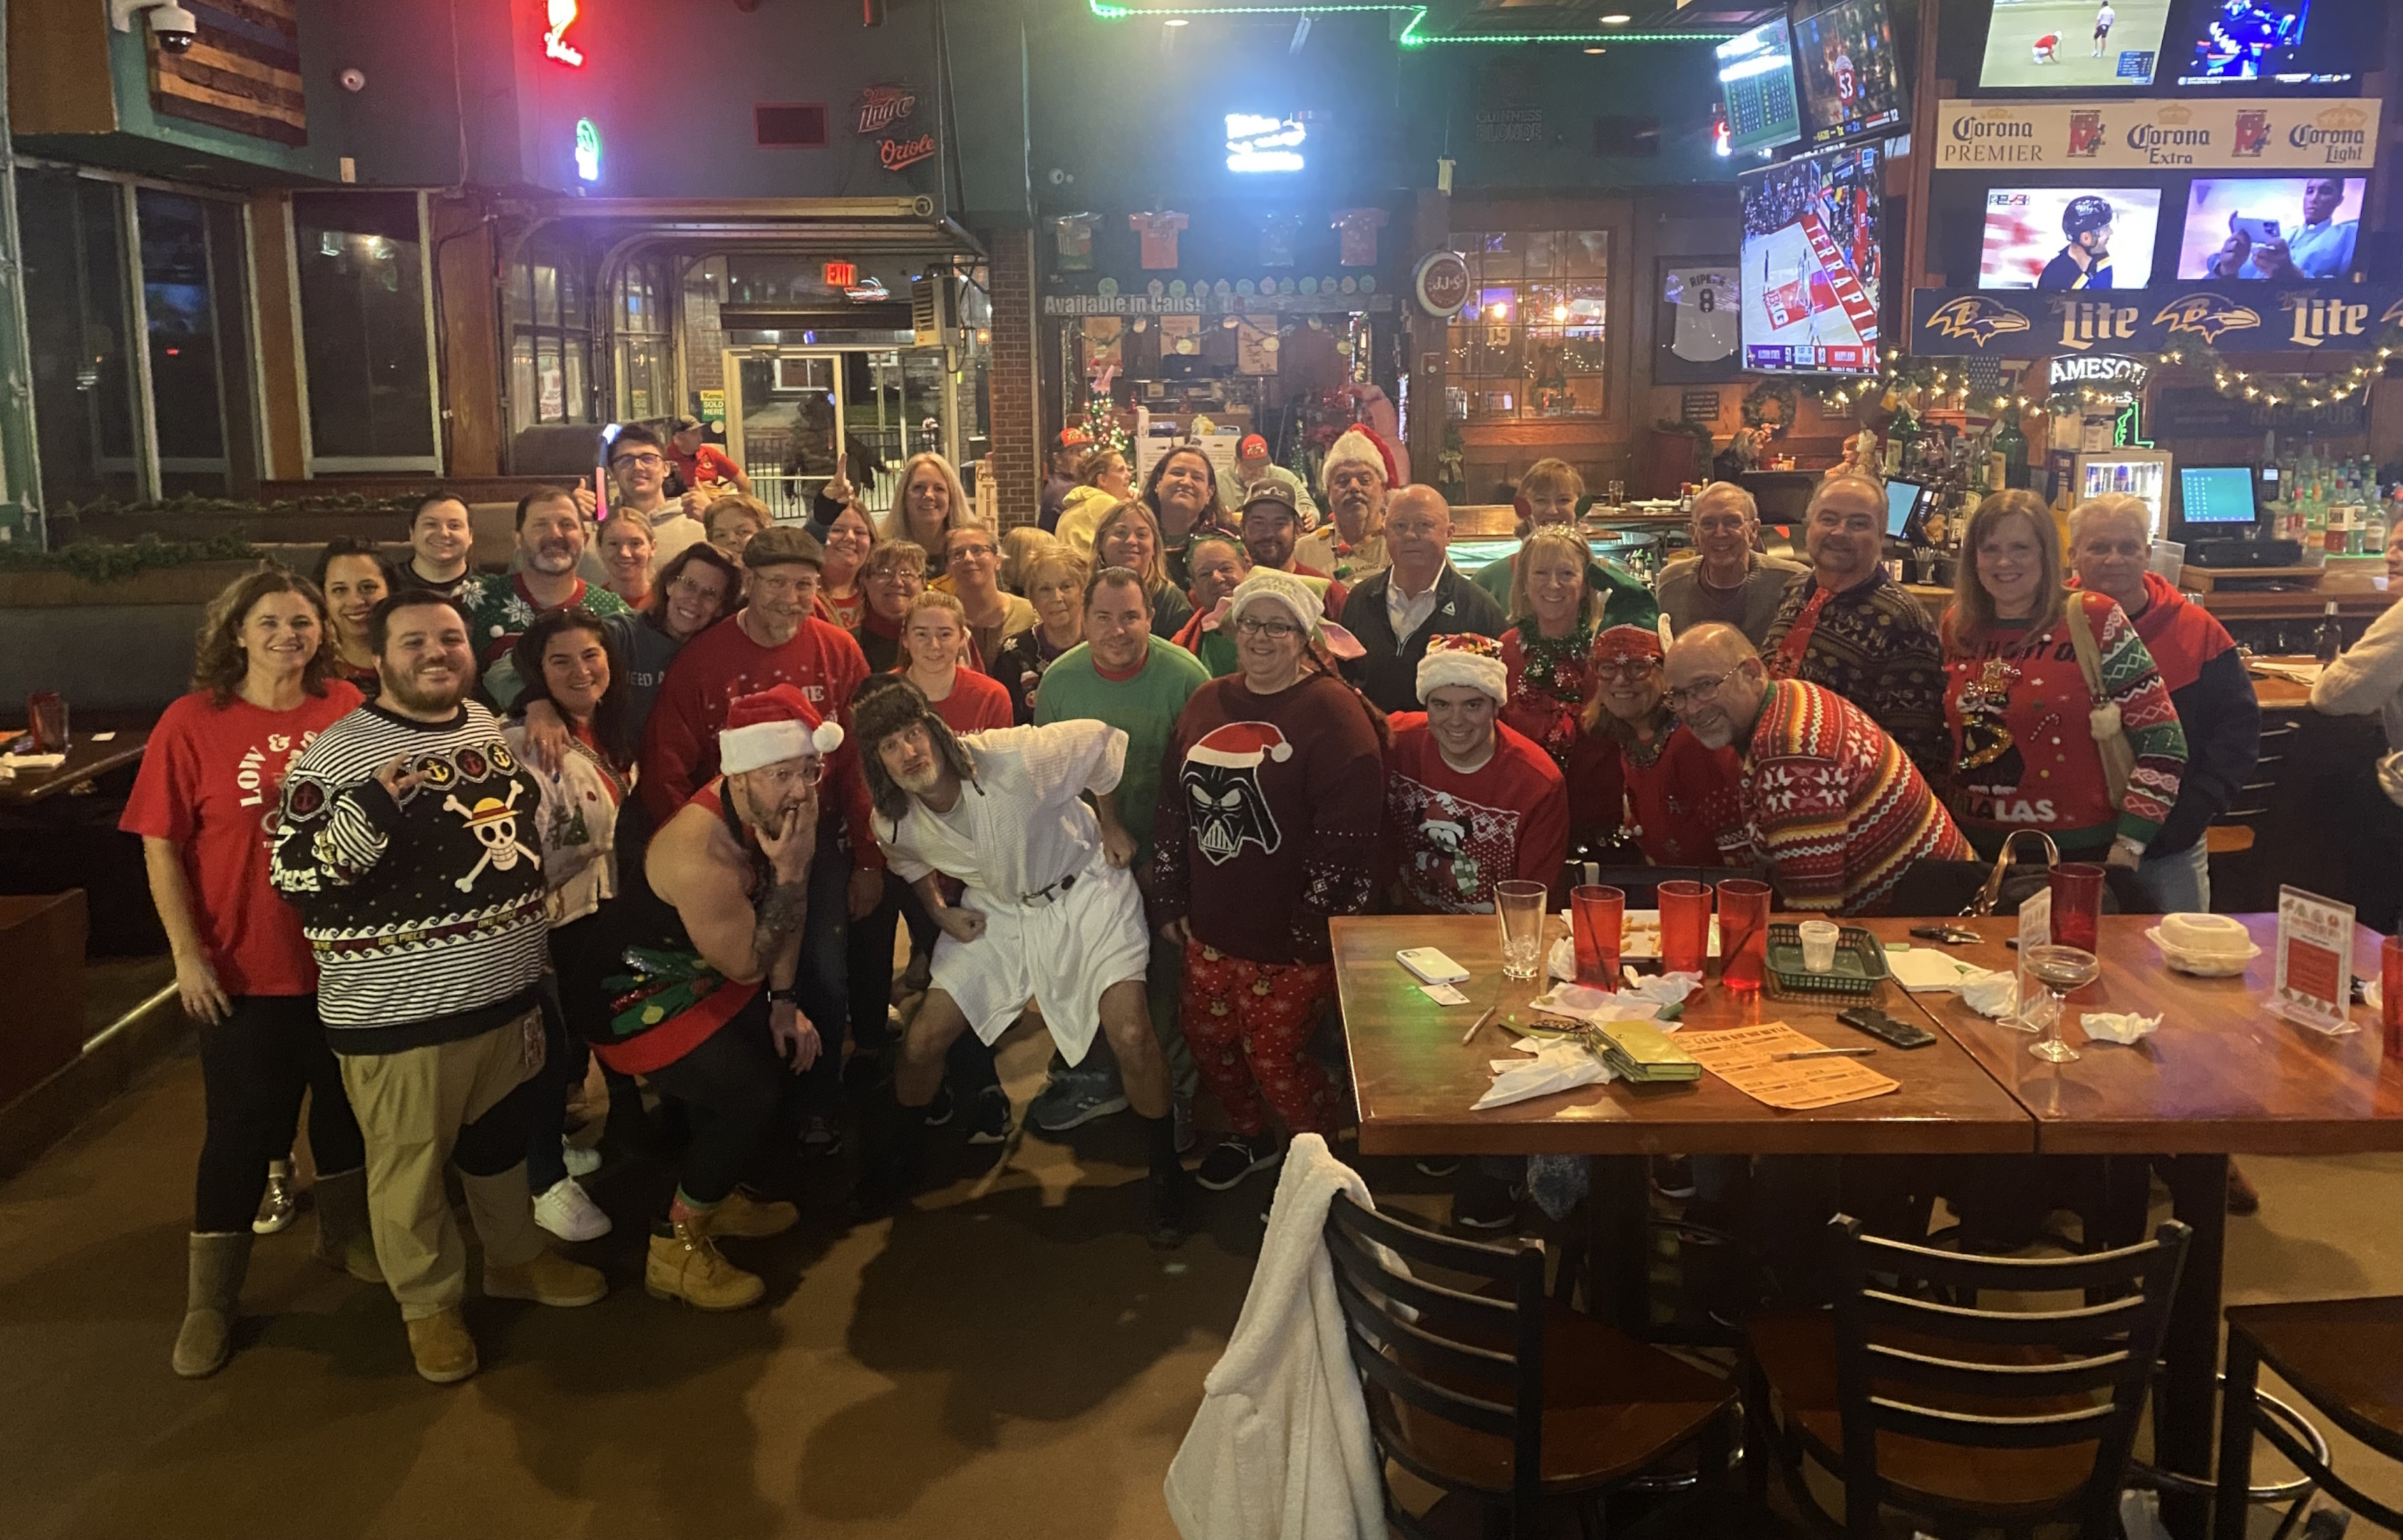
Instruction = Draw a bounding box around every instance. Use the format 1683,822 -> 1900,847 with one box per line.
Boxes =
986,226 -> 1041,528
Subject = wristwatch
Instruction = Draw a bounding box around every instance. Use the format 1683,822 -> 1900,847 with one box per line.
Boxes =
766,987 -> 801,1006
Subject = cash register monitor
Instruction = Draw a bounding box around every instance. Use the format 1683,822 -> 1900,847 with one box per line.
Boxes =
2178,464 -> 2259,530
1884,477 -> 1926,539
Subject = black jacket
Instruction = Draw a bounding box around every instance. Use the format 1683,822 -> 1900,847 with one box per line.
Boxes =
1337,564 -> 1509,714
2152,647 -> 2260,857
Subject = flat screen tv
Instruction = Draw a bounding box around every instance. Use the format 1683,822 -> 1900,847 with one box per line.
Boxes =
2175,176 -> 2366,280
1978,0 -> 2172,90
1792,0 -> 1908,147
2174,0 -> 2377,86
1739,143 -> 1884,375
1716,18 -> 1803,155
1979,187 -> 2162,290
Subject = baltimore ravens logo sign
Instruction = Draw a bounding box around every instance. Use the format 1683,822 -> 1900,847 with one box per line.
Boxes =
1182,721 -> 1292,866
1925,295 -> 2031,346
2152,293 -> 2260,344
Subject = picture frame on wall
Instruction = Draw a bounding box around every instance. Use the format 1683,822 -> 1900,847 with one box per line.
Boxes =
1655,258 -> 1743,383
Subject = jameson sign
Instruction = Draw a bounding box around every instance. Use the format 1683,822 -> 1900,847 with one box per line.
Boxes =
1934,98 -> 2381,171
1911,285 -> 2403,359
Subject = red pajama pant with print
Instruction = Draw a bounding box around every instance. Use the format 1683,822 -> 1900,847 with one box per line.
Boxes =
1179,939 -> 1341,1139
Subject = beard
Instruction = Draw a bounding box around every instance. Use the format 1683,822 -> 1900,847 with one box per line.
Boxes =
529,541 -> 579,574
382,661 -> 467,715
891,758 -> 943,796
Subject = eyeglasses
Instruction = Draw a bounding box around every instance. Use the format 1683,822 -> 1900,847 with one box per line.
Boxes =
789,761 -> 827,786
611,452 -> 665,471
1661,671 -> 1736,710
1234,615 -> 1302,640
666,575 -> 723,600
1592,657 -> 1661,681
952,543 -> 996,560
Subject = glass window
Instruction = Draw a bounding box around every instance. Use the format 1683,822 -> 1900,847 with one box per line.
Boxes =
21,170 -> 141,505
1448,230 -> 1608,421
504,235 -> 594,433
293,191 -> 435,462
615,259 -> 674,420
137,189 -> 230,495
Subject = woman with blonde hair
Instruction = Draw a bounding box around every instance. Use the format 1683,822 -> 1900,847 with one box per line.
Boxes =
704,494 -> 770,566
1940,488 -> 2188,865
120,566 -> 378,1377
992,546 -> 1089,723
881,452 -> 973,579
1472,458 -> 1656,626
1089,497 -> 1195,636
997,526 -> 1062,595
1494,526 -> 1623,846
1055,445 -> 1137,560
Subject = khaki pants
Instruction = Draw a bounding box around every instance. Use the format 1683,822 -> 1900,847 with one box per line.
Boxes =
339,1010 -> 547,1319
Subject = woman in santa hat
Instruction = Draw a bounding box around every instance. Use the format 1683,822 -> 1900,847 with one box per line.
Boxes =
1580,623 -> 1747,866
1151,571 -> 1385,1194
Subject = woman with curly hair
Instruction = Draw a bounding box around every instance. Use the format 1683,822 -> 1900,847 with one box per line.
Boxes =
120,566 -> 378,1378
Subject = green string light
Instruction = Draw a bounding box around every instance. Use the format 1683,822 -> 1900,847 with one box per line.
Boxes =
1085,0 -> 1730,45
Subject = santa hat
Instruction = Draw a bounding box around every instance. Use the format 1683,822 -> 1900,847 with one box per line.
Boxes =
1188,720 -> 1294,771
1416,634 -> 1508,705
1320,425 -> 1399,495
1590,623 -> 1665,667
719,683 -> 844,774
1218,570 -> 1367,660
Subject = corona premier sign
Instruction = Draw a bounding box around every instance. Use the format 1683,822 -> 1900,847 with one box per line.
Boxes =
1934,98 -> 2381,170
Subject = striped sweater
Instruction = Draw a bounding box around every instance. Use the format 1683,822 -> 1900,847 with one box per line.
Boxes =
1941,591 -> 2188,856
1741,679 -> 1970,917
270,701 -> 550,1052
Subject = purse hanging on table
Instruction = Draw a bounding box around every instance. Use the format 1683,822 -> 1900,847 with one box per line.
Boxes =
2064,595 -> 2138,817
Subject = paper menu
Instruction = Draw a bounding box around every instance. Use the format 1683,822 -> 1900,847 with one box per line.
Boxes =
1887,948 -> 1986,992
1676,1022 -> 1901,1111
2275,885 -> 2358,1035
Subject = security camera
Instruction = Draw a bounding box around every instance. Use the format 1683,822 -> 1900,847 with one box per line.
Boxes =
149,3 -> 198,52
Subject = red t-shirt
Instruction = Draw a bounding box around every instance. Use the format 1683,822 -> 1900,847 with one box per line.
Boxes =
916,666 -> 1015,735
119,683 -> 365,996
1380,716 -> 1568,912
668,443 -> 741,492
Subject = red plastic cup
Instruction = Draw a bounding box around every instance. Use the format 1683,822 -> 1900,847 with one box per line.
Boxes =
2050,862 -> 2105,953
1572,885 -> 1625,988
1658,880 -> 1712,975
1718,879 -> 1772,992
2383,936 -> 2402,1059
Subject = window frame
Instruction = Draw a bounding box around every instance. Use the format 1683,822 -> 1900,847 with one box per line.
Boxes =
291,189 -> 444,475
505,234 -> 598,433
1445,226 -> 1612,424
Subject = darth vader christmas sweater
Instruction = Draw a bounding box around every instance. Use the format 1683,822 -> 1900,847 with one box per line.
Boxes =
272,701 -> 550,1052
1150,671 -> 1384,966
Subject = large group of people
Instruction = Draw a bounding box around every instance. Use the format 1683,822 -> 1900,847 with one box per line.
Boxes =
135,412 -> 2403,1388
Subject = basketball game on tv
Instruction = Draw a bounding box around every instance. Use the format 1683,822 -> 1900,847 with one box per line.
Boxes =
1739,143 -> 1883,375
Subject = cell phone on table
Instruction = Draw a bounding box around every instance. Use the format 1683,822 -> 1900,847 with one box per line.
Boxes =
1396,947 -> 1470,985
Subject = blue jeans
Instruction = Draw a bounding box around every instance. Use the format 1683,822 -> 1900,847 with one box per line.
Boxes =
2129,840 -> 2209,915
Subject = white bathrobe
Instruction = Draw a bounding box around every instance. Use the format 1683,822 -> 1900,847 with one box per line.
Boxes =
875,720 -> 1151,1063
1165,1135 -> 1387,1540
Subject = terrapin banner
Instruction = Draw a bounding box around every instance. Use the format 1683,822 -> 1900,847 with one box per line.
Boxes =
1909,284 -> 2403,359
1934,98 -> 2380,172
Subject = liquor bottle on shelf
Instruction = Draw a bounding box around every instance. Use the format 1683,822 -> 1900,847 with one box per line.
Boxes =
2314,601 -> 2345,664
1993,413 -> 2029,490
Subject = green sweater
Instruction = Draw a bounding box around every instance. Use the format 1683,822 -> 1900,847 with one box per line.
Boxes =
1033,638 -> 1210,866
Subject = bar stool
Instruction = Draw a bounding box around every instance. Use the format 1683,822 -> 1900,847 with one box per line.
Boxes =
2218,1296 -> 2403,1537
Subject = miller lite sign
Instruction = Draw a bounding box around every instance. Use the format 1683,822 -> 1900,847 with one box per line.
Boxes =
852,84 -> 918,136
1912,281 -> 2403,357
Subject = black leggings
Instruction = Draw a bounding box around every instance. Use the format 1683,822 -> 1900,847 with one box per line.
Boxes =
642,1002 -> 792,1207
194,994 -> 365,1234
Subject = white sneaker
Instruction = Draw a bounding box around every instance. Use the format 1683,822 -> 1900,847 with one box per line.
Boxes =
533,1177 -> 612,1243
561,1139 -> 602,1178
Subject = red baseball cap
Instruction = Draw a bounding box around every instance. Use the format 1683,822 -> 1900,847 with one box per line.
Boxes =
1238,434 -> 1268,460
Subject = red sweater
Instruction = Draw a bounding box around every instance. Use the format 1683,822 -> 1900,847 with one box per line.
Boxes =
1618,725 -> 1746,868
1380,716 -> 1568,912
918,665 -> 1015,735
1151,672 -> 1385,964
639,613 -> 881,870
1498,627 -> 1623,847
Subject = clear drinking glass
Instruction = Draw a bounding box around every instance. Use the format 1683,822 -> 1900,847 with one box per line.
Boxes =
1495,881 -> 1549,981
2023,943 -> 2100,1064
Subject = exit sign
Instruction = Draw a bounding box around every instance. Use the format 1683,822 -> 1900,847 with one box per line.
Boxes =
825,261 -> 857,288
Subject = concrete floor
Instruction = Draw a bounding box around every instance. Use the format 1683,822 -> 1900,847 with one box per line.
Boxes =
3,1025 -> 2401,1540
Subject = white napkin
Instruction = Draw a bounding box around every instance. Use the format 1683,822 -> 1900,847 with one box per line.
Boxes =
2365,977 -> 2383,1014
1526,981 -> 1676,1028
2082,1010 -> 2163,1045
1890,948 -> 1986,992
1474,1040 -> 1613,1110
0,752 -> 65,771
1957,969 -> 2018,1019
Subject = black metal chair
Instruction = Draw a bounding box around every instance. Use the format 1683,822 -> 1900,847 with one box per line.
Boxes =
1743,1213 -> 2190,1539
1323,1192 -> 1737,1538
2218,1296 -> 2403,1537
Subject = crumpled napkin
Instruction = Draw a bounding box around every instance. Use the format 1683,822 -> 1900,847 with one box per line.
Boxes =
1957,968 -> 2018,1019
1474,1040 -> 1613,1110
2366,977 -> 2383,1014
2082,1010 -> 2163,1045
1526,976 -> 1701,1029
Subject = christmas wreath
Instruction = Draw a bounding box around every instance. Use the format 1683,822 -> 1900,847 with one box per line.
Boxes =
1740,380 -> 1799,437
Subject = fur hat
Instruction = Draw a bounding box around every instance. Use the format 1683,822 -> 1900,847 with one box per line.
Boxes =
720,683 -> 843,773
1416,634 -> 1508,705
1319,426 -> 1398,494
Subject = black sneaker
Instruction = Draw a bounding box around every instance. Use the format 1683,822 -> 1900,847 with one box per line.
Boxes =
966,1086 -> 1013,1146
1195,1135 -> 1282,1192
1454,1171 -> 1524,1232
1651,1155 -> 1696,1200
924,1086 -> 955,1128
1147,1167 -> 1192,1249
800,1114 -> 844,1157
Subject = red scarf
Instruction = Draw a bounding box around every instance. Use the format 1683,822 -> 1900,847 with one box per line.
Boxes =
1771,585 -> 1833,678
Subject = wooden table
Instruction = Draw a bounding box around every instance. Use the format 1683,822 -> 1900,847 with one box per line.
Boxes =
0,729 -> 148,806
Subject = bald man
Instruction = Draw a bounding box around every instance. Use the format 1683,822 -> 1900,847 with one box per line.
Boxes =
1337,486 -> 1508,714
1665,623 -> 1966,917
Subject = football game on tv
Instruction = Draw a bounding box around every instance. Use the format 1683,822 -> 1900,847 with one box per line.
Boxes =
1979,0 -> 2172,89
1739,143 -> 1883,375
1979,187 -> 2162,290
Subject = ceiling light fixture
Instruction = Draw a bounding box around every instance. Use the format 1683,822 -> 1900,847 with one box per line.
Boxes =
1600,12 -> 1631,23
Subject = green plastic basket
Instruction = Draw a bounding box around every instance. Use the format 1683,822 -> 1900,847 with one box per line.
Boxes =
1762,922 -> 1890,1002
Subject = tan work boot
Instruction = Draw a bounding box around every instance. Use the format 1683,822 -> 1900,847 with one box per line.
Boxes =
171,1232 -> 253,1378
708,1188 -> 799,1239
483,1249 -> 608,1308
645,1216 -> 765,1310
310,1166 -> 384,1284
405,1306 -> 478,1384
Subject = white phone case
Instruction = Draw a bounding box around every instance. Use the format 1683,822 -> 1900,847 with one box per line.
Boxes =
1396,947 -> 1470,985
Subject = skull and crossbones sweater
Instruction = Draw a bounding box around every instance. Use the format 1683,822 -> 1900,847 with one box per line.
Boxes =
271,701 -> 551,1053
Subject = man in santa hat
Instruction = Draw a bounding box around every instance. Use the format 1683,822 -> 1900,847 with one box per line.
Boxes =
1227,432 -> 1320,530
1379,634 -> 1568,915
848,675 -> 1195,1246
1298,424 -> 1396,585
628,683 -> 848,1309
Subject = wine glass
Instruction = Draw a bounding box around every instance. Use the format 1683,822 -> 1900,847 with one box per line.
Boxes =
2023,944 -> 2100,1064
